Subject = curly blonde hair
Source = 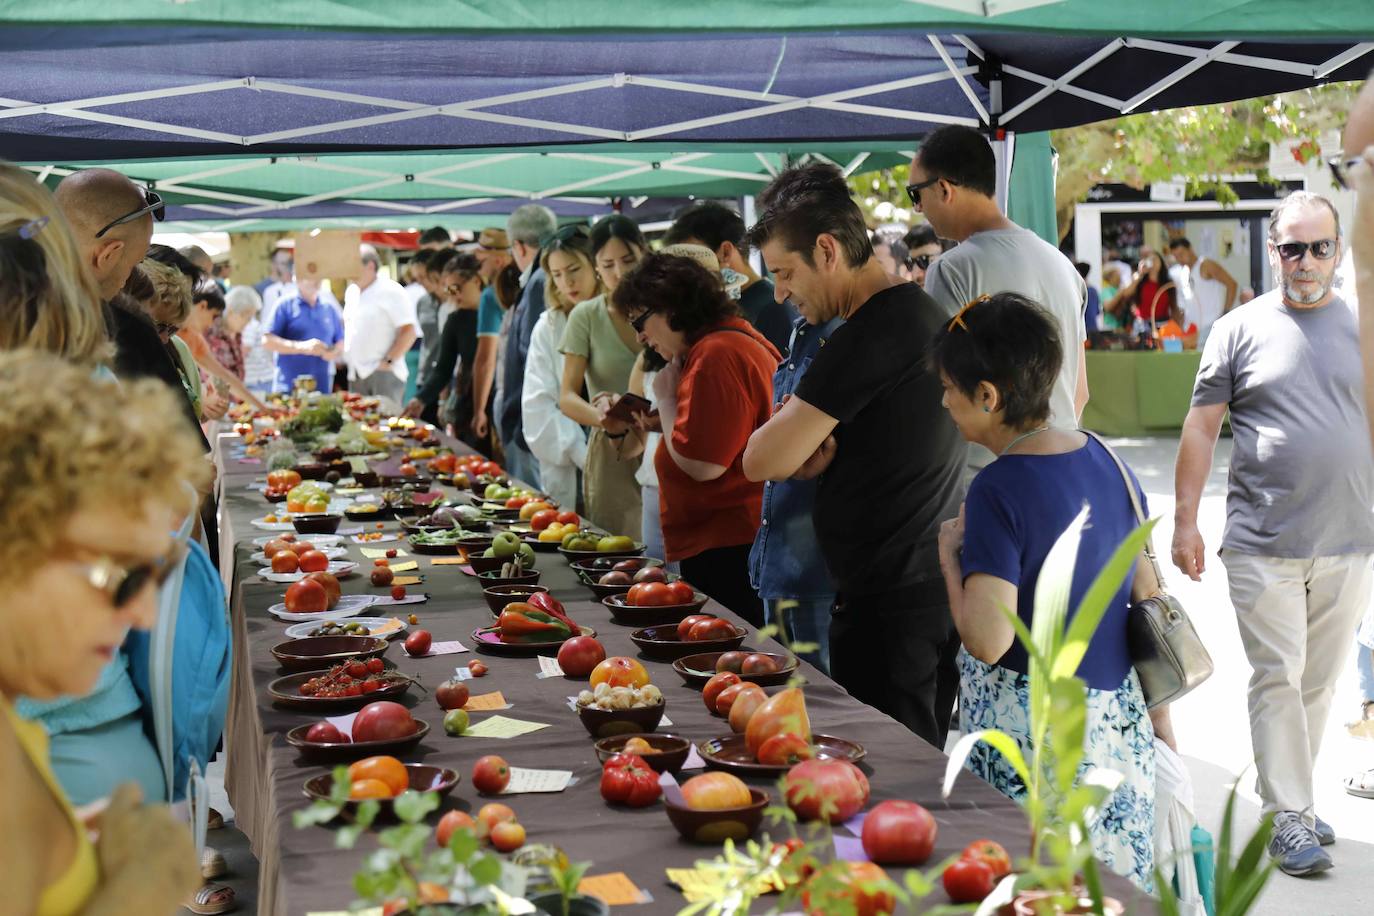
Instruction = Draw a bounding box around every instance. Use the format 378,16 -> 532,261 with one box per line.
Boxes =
139,256 -> 192,327
0,351 -> 210,572
0,162 -> 112,366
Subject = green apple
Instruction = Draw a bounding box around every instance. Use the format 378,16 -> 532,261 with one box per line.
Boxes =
517,543 -> 536,567
443,708 -> 469,736
491,531 -> 521,559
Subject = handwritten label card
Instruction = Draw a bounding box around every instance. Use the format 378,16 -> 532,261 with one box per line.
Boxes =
464,691 -> 509,711
536,656 -> 565,678
499,767 -> 573,794
461,715 -> 549,739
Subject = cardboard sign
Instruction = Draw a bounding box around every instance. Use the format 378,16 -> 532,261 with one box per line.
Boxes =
294,230 -> 361,280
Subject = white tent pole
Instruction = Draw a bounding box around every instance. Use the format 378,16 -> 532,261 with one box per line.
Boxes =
1121,41 -> 1239,113
928,35 -> 990,124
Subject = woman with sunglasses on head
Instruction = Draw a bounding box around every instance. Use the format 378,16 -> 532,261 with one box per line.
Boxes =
557,214 -> 647,537
612,250 -> 778,627
932,293 -> 1161,890
0,351 -> 205,916
403,253 -> 486,445
521,226 -> 600,508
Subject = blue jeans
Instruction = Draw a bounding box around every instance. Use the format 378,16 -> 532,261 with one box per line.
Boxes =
503,439 -> 542,490
767,596 -> 833,676
639,485 -> 679,573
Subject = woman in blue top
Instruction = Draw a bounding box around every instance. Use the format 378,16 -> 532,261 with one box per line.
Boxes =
933,292 -> 1159,890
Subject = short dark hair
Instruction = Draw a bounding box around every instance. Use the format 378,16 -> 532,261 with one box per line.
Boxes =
664,201 -> 747,253
612,252 -> 739,341
435,251 -> 482,280
426,247 -> 457,273
1168,237 -> 1191,251
1074,260 -> 1091,279
903,223 -> 939,251
145,243 -> 204,285
193,277 -> 224,312
916,126 -> 996,198
418,226 -> 451,246
929,292 -> 1062,429
409,248 -> 436,270
744,163 -> 873,268
590,214 -> 646,258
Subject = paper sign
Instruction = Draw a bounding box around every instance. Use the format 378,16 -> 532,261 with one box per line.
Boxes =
660,713 -> 674,727
499,767 -> 573,794
681,745 -> 706,770
842,812 -> 867,836
578,873 -> 652,906
536,656 -> 565,678
451,666 -> 475,681
418,640 -> 468,657
386,561 -> 419,573
833,835 -> 869,863
460,715 -> 549,739
295,229 -> 362,280
324,711 -> 358,738
459,565 -> 477,576
657,770 -> 686,807
391,575 -> 423,586
464,691 -> 509,711
369,594 -> 426,606
431,557 -> 467,566
361,547 -> 407,559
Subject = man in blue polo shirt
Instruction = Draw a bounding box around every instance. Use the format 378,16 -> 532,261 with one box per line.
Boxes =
264,278 -> 344,393
747,313 -> 841,674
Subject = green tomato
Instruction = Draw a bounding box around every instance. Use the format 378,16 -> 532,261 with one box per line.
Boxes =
483,484 -> 503,500
443,708 -> 469,736
597,535 -> 635,552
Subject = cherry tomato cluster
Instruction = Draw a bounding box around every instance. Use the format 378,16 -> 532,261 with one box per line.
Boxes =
298,657 -> 401,698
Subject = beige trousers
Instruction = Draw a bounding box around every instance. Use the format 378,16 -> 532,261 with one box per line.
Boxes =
583,427 -> 642,540
1222,549 -> 1374,816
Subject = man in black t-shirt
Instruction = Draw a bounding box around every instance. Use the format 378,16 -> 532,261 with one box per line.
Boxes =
742,163 -> 967,749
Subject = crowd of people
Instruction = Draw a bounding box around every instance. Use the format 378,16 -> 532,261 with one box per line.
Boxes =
6,104 -> 1374,914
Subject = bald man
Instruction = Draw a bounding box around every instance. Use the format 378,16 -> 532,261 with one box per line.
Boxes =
53,168 -> 159,301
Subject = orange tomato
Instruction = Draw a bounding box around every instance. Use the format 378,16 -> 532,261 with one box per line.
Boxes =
476,802 -> 516,839
589,656 -> 649,689
681,772 -> 752,810
348,755 -> 409,796
349,778 -> 394,800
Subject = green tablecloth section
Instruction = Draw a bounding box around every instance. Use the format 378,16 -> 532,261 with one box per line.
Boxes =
1081,351 -> 1202,437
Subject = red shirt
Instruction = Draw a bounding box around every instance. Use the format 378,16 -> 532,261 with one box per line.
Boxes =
655,318 -> 780,561
1137,278 -> 1172,322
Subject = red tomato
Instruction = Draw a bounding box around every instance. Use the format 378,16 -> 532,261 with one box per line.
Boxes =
468,660 -> 489,677
630,582 -> 674,607
478,461 -> 503,477
530,509 -> 558,532
942,857 -> 995,903
472,755 -> 511,794
271,551 -> 300,574
557,635 -> 607,677
351,701 -> 418,743
666,580 -> 695,604
783,759 -> 870,823
475,802 -> 515,834
283,578 -> 328,613
756,732 -> 815,766
435,810 -> 476,847
297,549 -> 328,573
688,618 -> 737,641
599,752 -> 663,807
804,862 -> 895,916
489,820 -> 525,852
305,571 -> 341,607
961,839 -> 1012,880
702,672 -> 741,712
861,800 -> 938,865
556,510 -> 579,526
676,614 -> 714,641
713,681 -> 759,717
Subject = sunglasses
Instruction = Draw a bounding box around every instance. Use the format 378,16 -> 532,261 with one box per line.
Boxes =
947,294 -> 990,332
94,188 -> 165,239
911,253 -> 934,271
1274,239 -> 1338,262
154,320 -> 180,337
629,308 -> 655,334
77,541 -> 186,609
906,176 -> 958,208
1328,155 -> 1363,190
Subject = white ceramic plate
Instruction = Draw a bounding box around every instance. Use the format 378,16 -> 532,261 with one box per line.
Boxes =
258,560 -> 358,582
267,594 -> 375,622
251,545 -> 347,561
255,479 -> 334,493
251,534 -> 343,548
251,516 -> 296,531
283,616 -> 409,640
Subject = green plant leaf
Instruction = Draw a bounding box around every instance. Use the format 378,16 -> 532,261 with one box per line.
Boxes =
292,800 -> 342,829
355,798 -> 380,830
997,602 -> 1048,677
943,729 -> 1031,799
470,853 -> 504,887
334,823 -> 365,849
1053,518 -> 1158,681
1047,676 -> 1088,798
1153,866 -> 1183,916
1028,506 -> 1089,758
393,788 -> 441,824
327,765 -> 353,804
447,824 -> 479,860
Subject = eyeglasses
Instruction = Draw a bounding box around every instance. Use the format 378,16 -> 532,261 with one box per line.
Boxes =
1328,155 -> 1363,190
76,541 -> 186,609
547,224 -> 590,246
911,253 -> 934,271
154,320 -> 180,337
947,294 -> 990,332
94,188 -> 165,239
629,308 -> 655,334
906,176 -> 954,208
1274,239 -> 1339,262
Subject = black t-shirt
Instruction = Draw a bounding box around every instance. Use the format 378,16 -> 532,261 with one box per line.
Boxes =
415,308 -> 478,407
794,282 -> 966,596
105,299 -> 210,452
738,279 -> 797,360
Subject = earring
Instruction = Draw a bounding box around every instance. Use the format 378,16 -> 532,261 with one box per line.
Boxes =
983,406 -> 991,413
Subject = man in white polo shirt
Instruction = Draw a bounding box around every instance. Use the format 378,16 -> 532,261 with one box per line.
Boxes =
344,244 -> 419,406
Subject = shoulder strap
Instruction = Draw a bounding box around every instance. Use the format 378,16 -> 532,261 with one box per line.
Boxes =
1081,430 -> 1169,594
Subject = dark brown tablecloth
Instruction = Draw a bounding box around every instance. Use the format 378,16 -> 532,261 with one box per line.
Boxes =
215,435 -> 1152,915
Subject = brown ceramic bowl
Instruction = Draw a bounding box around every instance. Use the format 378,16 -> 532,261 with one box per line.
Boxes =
353,470 -> 382,489
302,763 -> 459,815
571,555 -> 664,579
482,583 -> 551,617
271,635 -> 388,672
264,490 -> 288,504
294,462 -> 329,480
476,568 -> 542,590
602,593 -> 710,627
581,571 -> 684,601
268,666 -> 410,710
455,534 -> 495,554
344,503 -> 391,521
672,651 -> 799,688
594,733 -> 691,773
558,542 -> 647,563
663,788 -> 769,844
292,513 -> 343,535
631,623 -> 745,661
465,552 -> 512,575
576,699 -> 665,739
286,719 -> 430,764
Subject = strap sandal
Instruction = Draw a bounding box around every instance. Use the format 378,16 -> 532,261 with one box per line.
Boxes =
186,882 -> 236,915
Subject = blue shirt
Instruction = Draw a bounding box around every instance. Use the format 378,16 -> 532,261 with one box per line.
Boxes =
1084,285 -> 1102,332
477,286 -> 503,338
268,295 -> 343,393
748,316 -> 841,601
959,437 -> 1145,690
498,267 -> 546,450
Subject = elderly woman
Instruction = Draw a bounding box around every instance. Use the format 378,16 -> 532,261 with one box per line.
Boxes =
932,292 -> 1160,890
612,251 -> 777,626
0,351 -> 204,915
207,285 -> 259,381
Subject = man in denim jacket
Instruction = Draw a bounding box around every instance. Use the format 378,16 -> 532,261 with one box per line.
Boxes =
747,314 -> 841,673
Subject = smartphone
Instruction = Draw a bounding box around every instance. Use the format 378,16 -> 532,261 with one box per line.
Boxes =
604,392 -> 655,424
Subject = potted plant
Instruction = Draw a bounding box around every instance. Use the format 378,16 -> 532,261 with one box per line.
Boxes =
526,859 -> 610,916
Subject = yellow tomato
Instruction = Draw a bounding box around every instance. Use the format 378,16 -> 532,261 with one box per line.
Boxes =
589,656 -> 649,689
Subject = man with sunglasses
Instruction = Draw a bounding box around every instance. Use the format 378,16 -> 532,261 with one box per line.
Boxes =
1174,191 -> 1374,877
53,168 -> 161,302
908,126 -> 1088,429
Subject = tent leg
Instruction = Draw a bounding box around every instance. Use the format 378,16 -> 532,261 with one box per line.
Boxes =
992,131 -> 1015,214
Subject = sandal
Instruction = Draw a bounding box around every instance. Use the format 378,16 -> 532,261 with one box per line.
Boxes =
201,846 -> 227,881
1343,767 -> 1374,799
186,883 -> 236,915
207,806 -> 225,831
1348,701 -> 1374,740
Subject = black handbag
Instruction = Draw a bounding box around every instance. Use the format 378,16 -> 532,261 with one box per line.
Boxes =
1085,431 -> 1215,708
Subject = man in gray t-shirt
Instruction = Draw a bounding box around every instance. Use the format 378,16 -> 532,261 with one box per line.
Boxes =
1174,191 -> 1374,877
909,126 -> 1087,429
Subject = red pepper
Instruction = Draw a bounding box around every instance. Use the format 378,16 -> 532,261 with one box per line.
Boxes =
526,591 -> 578,631
497,602 -> 575,643
599,753 -> 662,808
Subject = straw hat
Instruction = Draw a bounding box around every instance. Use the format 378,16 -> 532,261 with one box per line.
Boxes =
658,243 -> 746,299
477,227 -> 510,250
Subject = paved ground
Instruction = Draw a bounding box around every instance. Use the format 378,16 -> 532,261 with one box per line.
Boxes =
1109,436 -> 1374,916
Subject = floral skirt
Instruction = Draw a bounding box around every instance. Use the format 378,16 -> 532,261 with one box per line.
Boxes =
957,649 -> 1156,890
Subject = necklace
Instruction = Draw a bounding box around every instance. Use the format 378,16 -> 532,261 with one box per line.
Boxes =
999,424 -> 1050,456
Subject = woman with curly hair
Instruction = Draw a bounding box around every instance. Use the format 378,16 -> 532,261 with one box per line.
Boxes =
612,250 -> 779,626
0,351 -> 205,915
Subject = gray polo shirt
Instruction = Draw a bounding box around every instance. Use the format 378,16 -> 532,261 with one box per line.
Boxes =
1192,289 -> 1374,558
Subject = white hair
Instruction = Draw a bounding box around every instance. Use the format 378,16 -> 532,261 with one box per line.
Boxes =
507,204 -> 557,247
224,284 -> 261,318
